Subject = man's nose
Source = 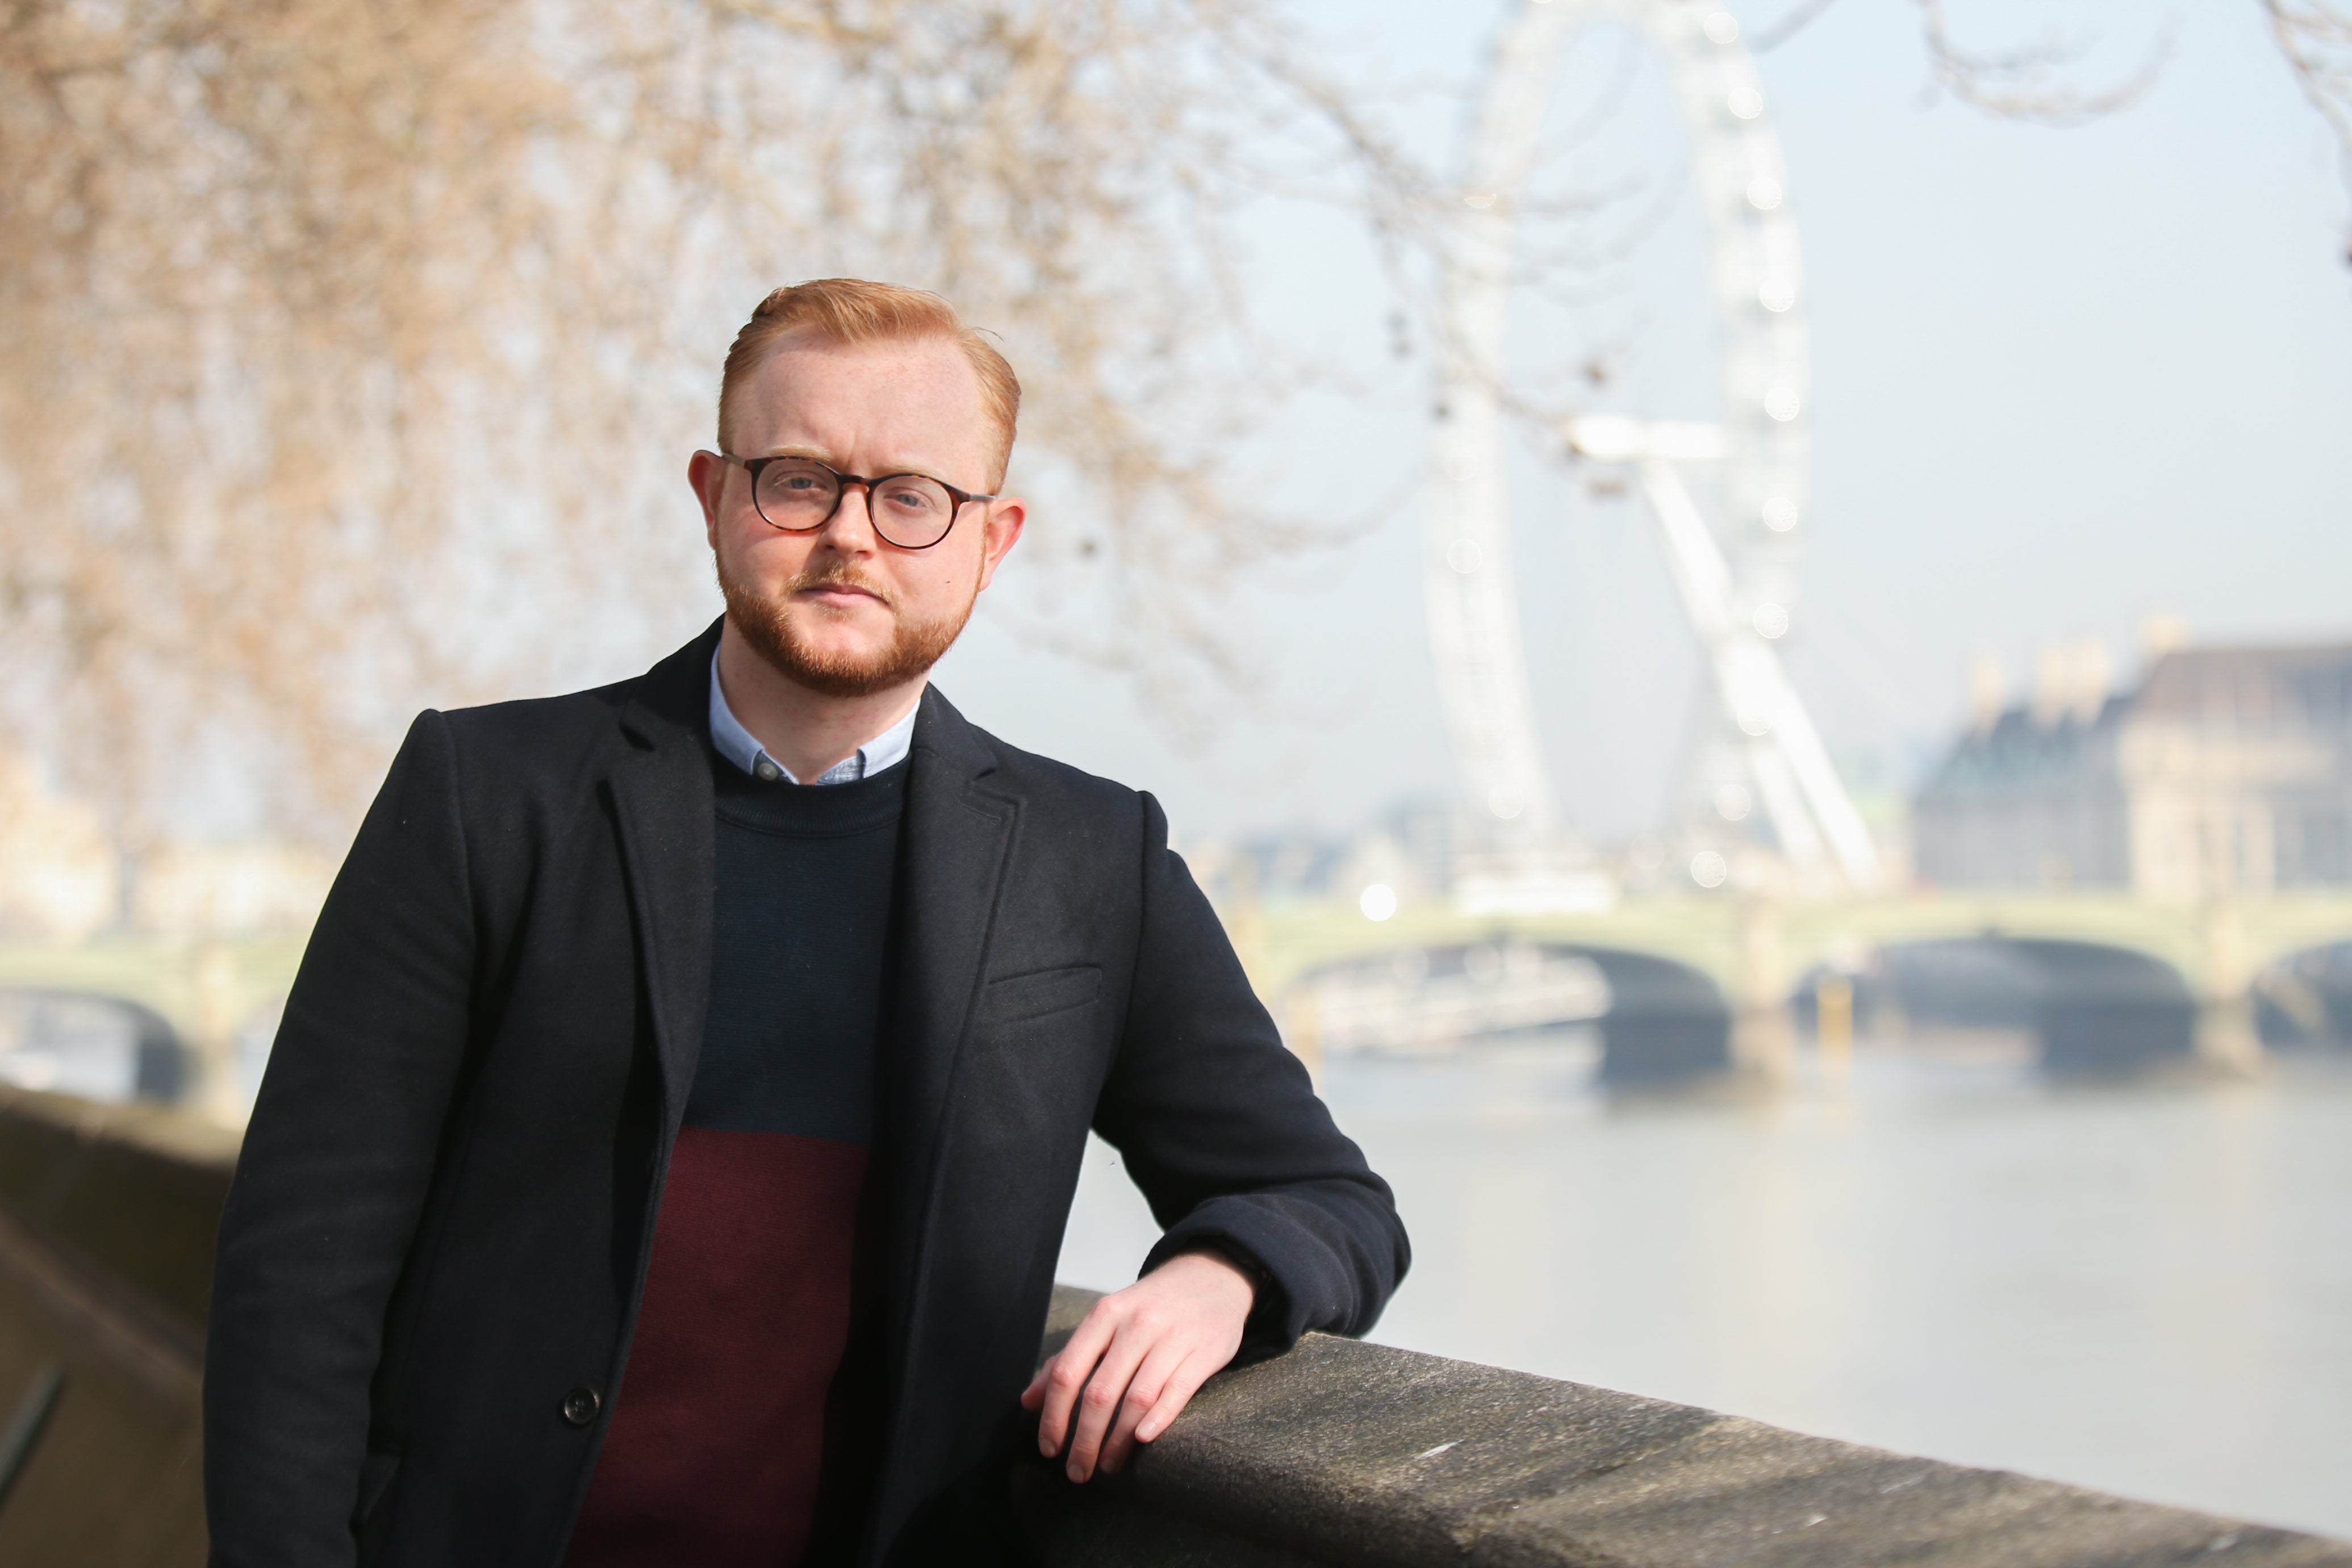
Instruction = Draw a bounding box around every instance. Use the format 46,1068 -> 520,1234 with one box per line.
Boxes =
815,484 -> 882,553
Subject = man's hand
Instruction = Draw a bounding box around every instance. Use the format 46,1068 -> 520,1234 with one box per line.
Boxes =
1021,1250 -> 1255,1482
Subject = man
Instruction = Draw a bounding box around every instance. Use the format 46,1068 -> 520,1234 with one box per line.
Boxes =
204,278 -> 1408,1566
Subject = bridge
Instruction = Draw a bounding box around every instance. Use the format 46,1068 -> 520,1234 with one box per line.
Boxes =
0,939 -> 305,1120
4,889 -> 2351,1118
1238,890 -> 2352,1082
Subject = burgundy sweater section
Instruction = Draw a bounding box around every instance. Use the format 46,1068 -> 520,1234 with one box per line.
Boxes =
566,758 -> 904,1567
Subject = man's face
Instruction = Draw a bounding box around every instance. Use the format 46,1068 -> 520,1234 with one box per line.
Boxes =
691,329 -> 1023,697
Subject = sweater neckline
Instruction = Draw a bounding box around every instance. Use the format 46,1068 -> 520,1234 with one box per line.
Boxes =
708,747 -> 907,838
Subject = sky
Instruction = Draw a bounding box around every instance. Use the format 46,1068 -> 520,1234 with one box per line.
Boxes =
847,1 -> 2349,848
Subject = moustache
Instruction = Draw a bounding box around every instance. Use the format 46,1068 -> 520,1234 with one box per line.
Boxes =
788,566 -> 897,609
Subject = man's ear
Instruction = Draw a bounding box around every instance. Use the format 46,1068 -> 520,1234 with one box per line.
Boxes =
688,450 -> 728,549
975,496 -> 1026,591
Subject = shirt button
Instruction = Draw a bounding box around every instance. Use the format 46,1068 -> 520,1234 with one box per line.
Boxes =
754,759 -> 782,782
561,1386 -> 601,1427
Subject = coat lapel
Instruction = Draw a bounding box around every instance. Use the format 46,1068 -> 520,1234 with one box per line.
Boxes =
607,624 -> 722,1125
877,687 -> 1017,1371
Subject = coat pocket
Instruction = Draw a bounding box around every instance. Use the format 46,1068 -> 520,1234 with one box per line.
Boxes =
980,964 -> 1101,1025
355,1450 -> 401,1524
353,1449 -> 403,1561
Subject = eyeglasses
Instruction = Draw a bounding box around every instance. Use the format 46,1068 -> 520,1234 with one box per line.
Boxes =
715,451 -> 995,551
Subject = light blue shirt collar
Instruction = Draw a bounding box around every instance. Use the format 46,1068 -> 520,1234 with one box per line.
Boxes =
708,650 -> 918,785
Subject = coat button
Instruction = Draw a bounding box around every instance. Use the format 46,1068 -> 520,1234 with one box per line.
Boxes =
561,1386 -> 601,1427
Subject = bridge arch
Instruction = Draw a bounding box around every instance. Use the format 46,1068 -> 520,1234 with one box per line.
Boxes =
2253,940 -> 2352,1049
1792,936 -> 2198,1076
0,987 -> 190,1103
1280,939 -> 1732,1086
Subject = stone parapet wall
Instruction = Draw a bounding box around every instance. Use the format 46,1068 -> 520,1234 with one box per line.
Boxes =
1019,1286 -> 2352,1567
0,1086 -> 232,1564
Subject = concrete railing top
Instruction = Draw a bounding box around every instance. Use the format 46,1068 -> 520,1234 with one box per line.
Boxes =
1022,1286 -> 2352,1568
0,1084 -> 238,1347
0,1084 -> 241,1173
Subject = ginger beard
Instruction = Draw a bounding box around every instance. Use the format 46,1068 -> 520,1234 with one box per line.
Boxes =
717,553 -> 976,699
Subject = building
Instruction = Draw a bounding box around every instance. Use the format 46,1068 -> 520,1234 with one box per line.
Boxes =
1912,642 -> 2352,898
1187,799 -> 1457,915
0,751 -> 116,940
0,748 -> 335,940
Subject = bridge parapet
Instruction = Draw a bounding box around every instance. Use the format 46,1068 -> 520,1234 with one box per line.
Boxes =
1244,893 -> 2352,1003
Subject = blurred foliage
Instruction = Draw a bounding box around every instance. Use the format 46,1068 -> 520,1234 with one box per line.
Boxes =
0,0 -> 1407,847
2259,1 -> 2352,250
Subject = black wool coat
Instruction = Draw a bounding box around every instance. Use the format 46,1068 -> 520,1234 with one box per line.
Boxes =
203,623 -> 1409,1567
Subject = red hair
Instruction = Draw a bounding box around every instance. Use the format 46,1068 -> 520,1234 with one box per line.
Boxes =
717,278 -> 1020,485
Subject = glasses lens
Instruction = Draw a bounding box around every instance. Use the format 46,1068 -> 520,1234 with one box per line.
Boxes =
754,458 -> 841,528
867,475 -> 958,548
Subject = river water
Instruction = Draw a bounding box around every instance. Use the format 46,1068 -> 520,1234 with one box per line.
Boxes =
1054,1040 -> 2352,1540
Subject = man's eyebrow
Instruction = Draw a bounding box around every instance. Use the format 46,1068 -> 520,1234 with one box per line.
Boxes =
758,444 -> 961,482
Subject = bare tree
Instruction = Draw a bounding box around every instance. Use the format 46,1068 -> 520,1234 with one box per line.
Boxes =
2259,0 -> 2352,257
0,0 -> 1416,858
1749,0 -> 2165,118
1906,0 -> 2167,126
1749,0 -> 2352,253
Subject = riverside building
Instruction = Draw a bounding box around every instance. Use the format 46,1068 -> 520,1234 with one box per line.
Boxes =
1912,641 -> 2352,897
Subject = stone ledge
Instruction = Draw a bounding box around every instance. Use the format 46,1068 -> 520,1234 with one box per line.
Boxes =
1024,1286 -> 2352,1568
0,1086 -> 236,1341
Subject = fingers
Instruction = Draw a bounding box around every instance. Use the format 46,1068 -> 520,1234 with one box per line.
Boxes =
1031,1258 -> 1256,1481
1133,1349 -> 1217,1445
1064,1315 -> 1155,1482
1033,1309 -> 1118,1460
1097,1340 -> 1196,1474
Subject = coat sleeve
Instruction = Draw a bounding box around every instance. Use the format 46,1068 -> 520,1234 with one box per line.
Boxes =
1090,793 -> 1410,1349
204,711 -> 479,1566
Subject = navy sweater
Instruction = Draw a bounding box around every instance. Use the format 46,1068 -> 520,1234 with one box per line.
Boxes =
567,754 -> 905,1566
